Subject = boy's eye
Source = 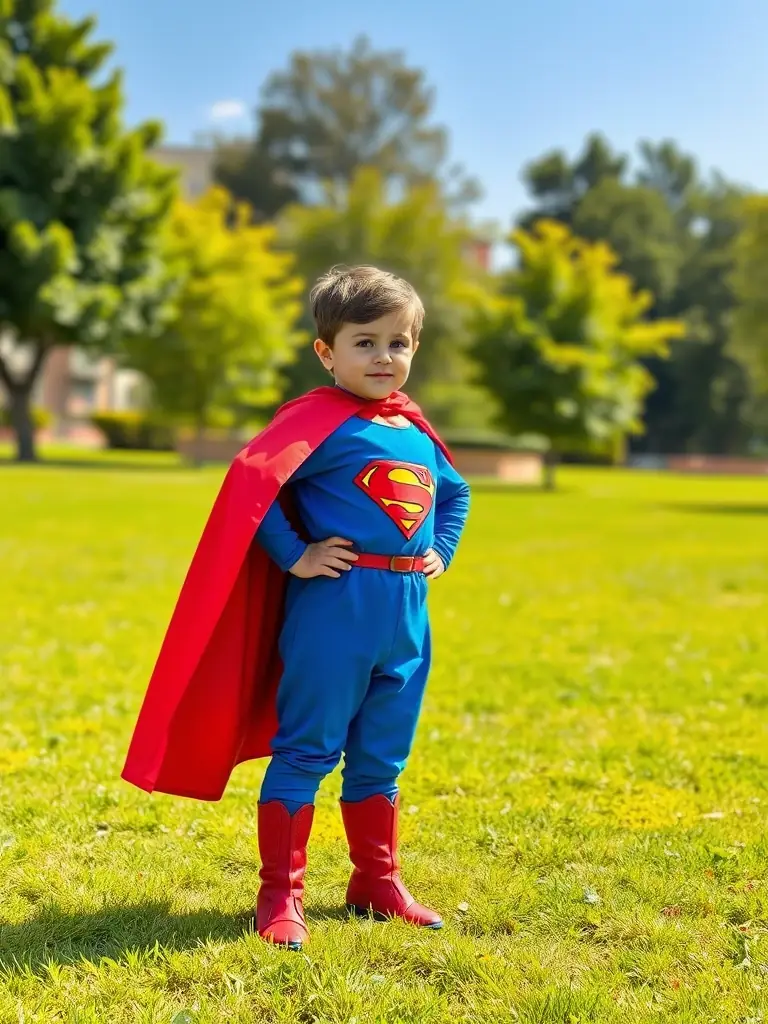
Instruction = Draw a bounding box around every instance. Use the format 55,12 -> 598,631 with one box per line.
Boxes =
355,339 -> 373,347
391,339 -> 407,349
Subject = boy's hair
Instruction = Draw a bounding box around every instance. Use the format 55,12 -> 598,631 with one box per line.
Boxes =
310,265 -> 425,346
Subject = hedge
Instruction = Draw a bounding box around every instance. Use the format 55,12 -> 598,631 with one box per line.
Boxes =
90,413 -> 175,451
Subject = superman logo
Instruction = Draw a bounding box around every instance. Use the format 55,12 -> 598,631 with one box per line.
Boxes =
354,460 -> 435,539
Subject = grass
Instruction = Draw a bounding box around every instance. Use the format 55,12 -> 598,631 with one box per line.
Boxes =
1,452 -> 768,1022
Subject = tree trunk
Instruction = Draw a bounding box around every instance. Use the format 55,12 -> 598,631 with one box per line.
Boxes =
192,418 -> 206,468
543,449 -> 558,490
0,343 -> 48,463
10,388 -> 36,462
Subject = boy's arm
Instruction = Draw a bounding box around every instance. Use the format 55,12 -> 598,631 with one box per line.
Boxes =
255,497 -> 308,573
255,453 -> 358,578
254,443 -> 320,571
430,448 -> 471,572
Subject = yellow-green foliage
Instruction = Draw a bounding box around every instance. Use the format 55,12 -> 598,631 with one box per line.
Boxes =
475,220 -> 686,447
1,456 -> 768,1022
125,186 -> 306,427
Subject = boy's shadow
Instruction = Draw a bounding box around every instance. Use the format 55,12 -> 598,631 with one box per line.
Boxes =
0,900 -> 351,975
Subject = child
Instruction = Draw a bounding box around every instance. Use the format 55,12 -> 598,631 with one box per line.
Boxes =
122,266 -> 470,952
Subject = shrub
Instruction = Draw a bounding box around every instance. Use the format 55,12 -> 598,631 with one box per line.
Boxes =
90,413 -> 175,451
0,405 -> 53,430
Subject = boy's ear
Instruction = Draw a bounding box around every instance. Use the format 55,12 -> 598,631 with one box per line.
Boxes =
313,338 -> 333,371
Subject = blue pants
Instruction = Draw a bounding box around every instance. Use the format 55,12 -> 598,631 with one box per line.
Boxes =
260,569 -> 430,809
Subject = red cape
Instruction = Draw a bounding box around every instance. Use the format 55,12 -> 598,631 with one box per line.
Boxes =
121,386 -> 450,800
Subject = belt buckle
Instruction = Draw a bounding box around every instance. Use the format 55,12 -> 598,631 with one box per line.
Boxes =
389,555 -> 415,573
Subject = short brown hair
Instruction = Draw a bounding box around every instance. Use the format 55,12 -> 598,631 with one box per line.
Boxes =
310,265 -> 425,346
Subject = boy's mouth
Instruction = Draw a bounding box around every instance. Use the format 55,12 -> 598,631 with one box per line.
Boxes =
367,372 -> 394,378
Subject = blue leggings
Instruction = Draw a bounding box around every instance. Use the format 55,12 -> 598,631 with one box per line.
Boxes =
260,569 -> 430,813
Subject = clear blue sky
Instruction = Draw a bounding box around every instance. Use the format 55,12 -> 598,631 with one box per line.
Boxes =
60,0 -> 768,229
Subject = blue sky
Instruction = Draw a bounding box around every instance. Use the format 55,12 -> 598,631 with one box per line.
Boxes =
59,0 -> 768,230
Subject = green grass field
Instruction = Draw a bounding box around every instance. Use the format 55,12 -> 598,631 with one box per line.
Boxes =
1,455 -> 768,1023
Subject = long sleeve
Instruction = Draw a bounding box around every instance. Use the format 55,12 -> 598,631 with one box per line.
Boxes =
431,447 -> 470,570
255,496 -> 308,573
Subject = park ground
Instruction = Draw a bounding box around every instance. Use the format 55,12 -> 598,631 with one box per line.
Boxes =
1,453 -> 767,1023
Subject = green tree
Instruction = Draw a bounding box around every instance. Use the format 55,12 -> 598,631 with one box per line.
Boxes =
216,35 -> 479,221
731,194 -> 768,391
276,166 -> 488,425
0,0 -> 177,461
124,187 -> 304,462
519,135 -> 750,454
213,135 -> 298,223
473,221 -> 684,487
520,133 -> 626,227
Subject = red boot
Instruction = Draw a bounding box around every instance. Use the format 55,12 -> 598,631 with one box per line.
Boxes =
340,794 -> 443,929
255,801 -> 314,950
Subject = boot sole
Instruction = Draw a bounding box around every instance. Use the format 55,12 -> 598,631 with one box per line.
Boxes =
260,934 -> 304,952
254,918 -> 306,951
346,904 -> 443,929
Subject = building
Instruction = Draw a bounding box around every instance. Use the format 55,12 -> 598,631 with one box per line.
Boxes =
151,145 -> 215,200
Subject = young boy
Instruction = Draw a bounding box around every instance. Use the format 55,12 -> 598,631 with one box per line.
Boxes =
121,266 -> 470,952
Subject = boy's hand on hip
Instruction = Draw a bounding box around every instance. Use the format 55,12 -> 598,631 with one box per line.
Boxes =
289,538 -> 358,579
422,549 -> 445,579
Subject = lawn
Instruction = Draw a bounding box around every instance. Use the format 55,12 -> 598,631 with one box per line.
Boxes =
1,455 -> 767,1023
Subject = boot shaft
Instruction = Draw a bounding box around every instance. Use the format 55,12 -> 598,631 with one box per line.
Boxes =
340,794 -> 401,880
257,801 -> 314,892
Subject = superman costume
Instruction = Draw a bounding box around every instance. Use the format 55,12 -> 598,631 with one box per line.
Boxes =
121,385 -> 470,949
256,411 -> 469,812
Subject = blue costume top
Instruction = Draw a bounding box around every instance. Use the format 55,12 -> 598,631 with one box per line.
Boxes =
256,415 -> 470,571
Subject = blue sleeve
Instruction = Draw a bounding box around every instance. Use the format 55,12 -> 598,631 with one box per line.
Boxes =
431,447 -> 470,570
254,443 -> 331,571
255,496 -> 308,573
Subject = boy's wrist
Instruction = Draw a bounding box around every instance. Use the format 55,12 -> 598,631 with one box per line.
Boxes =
284,542 -> 309,574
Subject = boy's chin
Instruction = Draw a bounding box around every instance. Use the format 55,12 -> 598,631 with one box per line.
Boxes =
338,377 -> 401,400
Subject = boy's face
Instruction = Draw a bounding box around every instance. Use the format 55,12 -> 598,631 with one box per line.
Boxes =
313,309 -> 419,401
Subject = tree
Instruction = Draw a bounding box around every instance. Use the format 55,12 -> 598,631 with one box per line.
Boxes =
123,187 -> 304,462
519,135 -> 750,454
520,133 -> 626,227
731,195 -> 768,391
214,136 -> 298,223
573,179 -> 683,305
276,167 -> 488,426
216,35 -> 479,221
473,221 -> 684,487
0,0 -> 177,461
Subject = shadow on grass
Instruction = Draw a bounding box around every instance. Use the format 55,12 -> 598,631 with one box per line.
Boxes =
662,502 -> 768,517
0,902 -> 248,974
0,900 -> 351,974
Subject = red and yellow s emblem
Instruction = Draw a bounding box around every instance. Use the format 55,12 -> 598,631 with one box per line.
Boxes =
354,460 -> 435,539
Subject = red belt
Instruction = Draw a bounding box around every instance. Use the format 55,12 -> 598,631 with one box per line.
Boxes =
354,553 -> 426,573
